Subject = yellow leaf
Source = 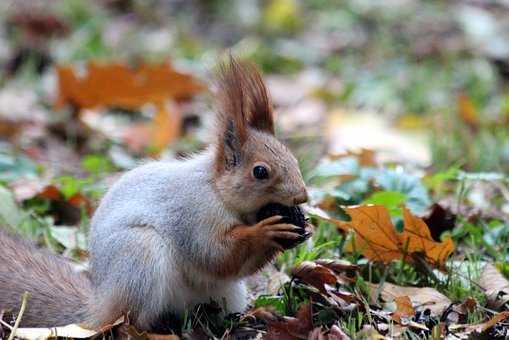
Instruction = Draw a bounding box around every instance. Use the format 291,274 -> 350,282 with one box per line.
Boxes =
334,205 -> 454,269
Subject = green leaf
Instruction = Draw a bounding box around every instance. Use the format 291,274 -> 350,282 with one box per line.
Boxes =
254,295 -> 286,314
425,166 -> 460,191
362,168 -> 431,215
82,154 -> 114,175
363,191 -> 407,216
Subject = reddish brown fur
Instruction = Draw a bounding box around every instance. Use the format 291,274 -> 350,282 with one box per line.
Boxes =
209,223 -> 279,277
0,228 -> 91,327
214,57 -> 275,174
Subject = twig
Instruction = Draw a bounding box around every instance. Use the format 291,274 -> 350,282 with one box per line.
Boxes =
0,320 -> 12,330
7,292 -> 29,340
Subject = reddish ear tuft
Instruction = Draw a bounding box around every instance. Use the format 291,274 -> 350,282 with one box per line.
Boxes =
214,57 -> 275,173
215,57 -> 274,137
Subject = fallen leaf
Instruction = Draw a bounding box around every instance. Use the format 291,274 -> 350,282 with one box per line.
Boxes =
450,311 -> 509,334
392,296 -> 415,323
474,311 -> 509,333
291,261 -> 337,294
479,263 -> 509,310
122,102 -> 181,153
252,303 -> 314,340
56,62 -> 203,110
10,317 -> 124,339
460,297 -> 477,313
9,12 -> 69,39
56,61 -> 203,153
334,205 -> 455,269
315,259 -> 359,272
330,148 -> 377,167
369,282 -> 452,317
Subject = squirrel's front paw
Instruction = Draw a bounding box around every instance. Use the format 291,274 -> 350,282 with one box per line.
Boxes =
253,215 -> 310,250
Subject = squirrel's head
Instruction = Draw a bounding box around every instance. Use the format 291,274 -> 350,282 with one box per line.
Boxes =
213,57 -> 308,215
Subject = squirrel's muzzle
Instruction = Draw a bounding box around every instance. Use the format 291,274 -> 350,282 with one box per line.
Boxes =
293,190 -> 308,205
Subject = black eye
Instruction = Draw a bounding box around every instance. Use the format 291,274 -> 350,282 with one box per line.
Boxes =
253,165 -> 269,180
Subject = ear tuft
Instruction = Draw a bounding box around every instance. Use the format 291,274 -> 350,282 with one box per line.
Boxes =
215,56 -> 274,136
214,56 -> 274,173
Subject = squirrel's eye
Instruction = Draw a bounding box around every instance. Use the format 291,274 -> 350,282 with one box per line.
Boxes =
253,165 -> 269,180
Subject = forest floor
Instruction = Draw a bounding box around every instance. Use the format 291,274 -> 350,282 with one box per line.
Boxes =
0,1 -> 509,339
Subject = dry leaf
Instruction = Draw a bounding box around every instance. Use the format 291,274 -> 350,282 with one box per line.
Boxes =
291,261 -> 337,293
253,303 -> 314,340
56,62 -> 203,110
122,102 -> 181,153
329,148 -> 376,167
10,317 -> 123,339
56,61 -> 203,153
369,282 -> 452,317
479,263 -> 509,310
392,296 -> 415,323
450,311 -> 509,334
334,205 -> 455,269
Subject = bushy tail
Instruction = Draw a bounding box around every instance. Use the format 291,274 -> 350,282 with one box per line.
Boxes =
0,228 -> 91,327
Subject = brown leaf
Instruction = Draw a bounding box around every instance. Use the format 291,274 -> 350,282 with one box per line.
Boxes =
479,263 -> 509,310
455,311 -> 509,334
122,103 -> 182,153
334,205 -> 455,269
9,12 -> 69,38
291,261 -> 337,294
315,259 -> 359,274
329,148 -> 376,167
369,282 -> 452,317
460,297 -> 477,313
56,62 -> 203,110
56,62 -> 203,153
254,303 -> 313,340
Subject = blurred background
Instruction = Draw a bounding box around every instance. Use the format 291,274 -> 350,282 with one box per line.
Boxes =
0,0 -> 508,243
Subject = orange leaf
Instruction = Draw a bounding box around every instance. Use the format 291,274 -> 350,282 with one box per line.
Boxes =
56,62 -> 203,110
122,103 -> 181,154
392,296 -> 415,323
56,62 -> 203,153
457,94 -> 479,130
334,205 -> 454,269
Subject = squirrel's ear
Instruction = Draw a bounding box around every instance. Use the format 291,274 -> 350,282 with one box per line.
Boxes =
215,57 -> 249,171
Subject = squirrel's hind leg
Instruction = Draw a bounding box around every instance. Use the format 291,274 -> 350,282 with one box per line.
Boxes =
87,226 -> 176,330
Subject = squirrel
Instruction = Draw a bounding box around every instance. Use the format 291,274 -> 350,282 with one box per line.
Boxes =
0,57 -> 309,331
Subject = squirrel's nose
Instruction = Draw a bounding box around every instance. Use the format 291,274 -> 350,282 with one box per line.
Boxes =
293,190 -> 308,205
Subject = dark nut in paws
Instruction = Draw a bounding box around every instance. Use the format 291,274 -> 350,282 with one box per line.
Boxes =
256,202 -> 310,249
